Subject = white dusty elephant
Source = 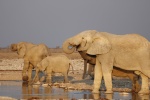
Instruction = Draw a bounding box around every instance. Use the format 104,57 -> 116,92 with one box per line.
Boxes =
62,30 -> 150,94
10,42 -> 50,82
79,51 -> 141,92
32,55 -> 72,84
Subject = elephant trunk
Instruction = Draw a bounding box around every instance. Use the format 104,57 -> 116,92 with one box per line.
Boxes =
62,40 -> 76,54
10,44 -> 17,51
32,68 -> 40,84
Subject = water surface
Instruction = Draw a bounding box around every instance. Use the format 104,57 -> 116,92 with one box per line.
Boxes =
0,81 -> 149,99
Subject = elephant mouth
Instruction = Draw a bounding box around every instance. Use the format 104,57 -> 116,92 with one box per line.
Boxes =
76,40 -> 88,51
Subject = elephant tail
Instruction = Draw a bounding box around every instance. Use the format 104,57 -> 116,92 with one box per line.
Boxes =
69,62 -> 74,74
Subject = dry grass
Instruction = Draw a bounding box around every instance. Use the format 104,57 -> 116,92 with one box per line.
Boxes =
0,48 -> 82,59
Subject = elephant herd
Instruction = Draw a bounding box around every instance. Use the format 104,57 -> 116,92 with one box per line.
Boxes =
10,30 -> 150,94
10,42 -> 71,84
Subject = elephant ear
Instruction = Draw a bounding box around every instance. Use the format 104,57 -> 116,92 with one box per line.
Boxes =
17,43 -> 26,58
40,58 -> 49,71
87,34 -> 111,55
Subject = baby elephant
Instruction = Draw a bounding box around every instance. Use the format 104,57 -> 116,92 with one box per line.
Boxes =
32,55 -> 72,84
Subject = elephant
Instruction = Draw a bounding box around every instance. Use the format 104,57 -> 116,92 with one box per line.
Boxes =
79,50 -> 141,92
10,42 -> 49,82
78,51 -> 96,79
62,30 -> 150,94
11,42 -> 36,58
32,55 -> 72,84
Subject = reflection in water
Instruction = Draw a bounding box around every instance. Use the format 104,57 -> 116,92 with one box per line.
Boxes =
132,93 -> 150,100
0,81 -> 149,99
22,82 -> 75,99
21,82 -> 150,100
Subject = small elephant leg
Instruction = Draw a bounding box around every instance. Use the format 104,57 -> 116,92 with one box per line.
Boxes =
46,73 -> 52,84
88,64 -> 94,79
92,58 -> 103,94
82,60 -> 88,79
31,68 -> 40,84
63,73 -> 69,83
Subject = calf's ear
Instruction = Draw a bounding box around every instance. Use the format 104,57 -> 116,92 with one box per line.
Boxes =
41,59 -> 49,71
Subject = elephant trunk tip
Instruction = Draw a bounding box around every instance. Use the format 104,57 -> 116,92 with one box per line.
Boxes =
62,41 -> 76,54
10,44 -> 17,51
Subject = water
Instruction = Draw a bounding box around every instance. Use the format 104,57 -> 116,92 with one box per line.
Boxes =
0,81 -> 149,99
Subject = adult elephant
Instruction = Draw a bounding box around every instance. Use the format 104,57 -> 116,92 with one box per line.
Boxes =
62,30 -> 150,94
79,51 -> 140,92
11,42 -> 36,58
78,51 -> 95,79
11,42 -> 50,82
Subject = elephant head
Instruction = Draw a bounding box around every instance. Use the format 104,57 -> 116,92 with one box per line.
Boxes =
32,58 -> 49,84
10,44 -> 17,51
37,58 -> 49,72
62,30 -> 112,55
10,42 -> 27,58
10,42 -> 35,58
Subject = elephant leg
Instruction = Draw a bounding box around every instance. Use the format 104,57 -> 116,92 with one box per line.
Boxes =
140,59 -> 150,78
27,64 -> 33,82
101,61 -> 113,93
88,64 -> 94,79
92,58 -> 103,94
139,73 -> 149,94
46,73 -> 52,84
22,60 -> 29,81
128,74 -> 140,92
135,71 -> 149,94
82,60 -> 88,79
63,73 -> 69,83
33,68 -> 40,83
88,64 -> 93,75
31,68 -> 40,84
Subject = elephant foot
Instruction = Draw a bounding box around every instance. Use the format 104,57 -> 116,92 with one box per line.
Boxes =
90,72 -> 94,80
132,86 -> 141,93
40,76 -> 45,82
105,90 -> 113,94
85,75 -> 93,80
22,76 -> 28,81
138,89 -> 150,94
92,89 -> 100,94
132,83 -> 141,93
